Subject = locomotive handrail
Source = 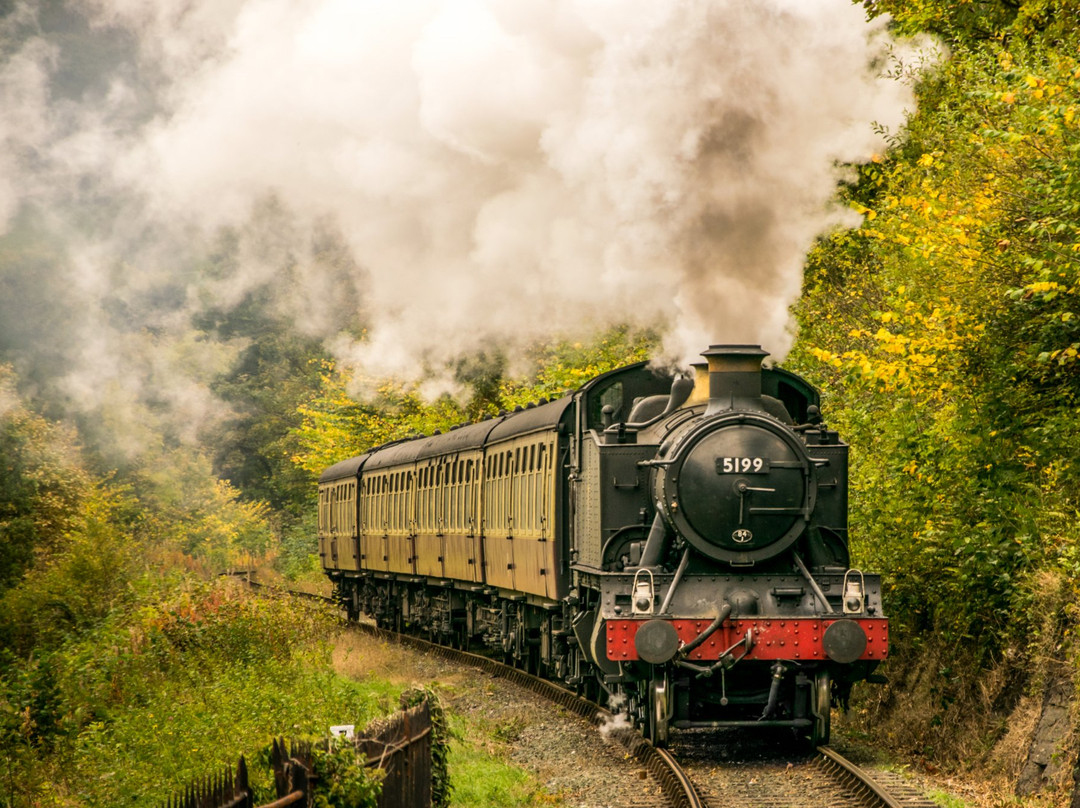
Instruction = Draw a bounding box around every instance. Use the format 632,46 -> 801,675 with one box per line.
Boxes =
793,553 -> 835,613
657,548 -> 691,614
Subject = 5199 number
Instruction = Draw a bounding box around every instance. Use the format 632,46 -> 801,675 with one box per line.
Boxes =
716,457 -> 770,474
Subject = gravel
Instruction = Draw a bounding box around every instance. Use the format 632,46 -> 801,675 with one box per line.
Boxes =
334,631 -> 668,806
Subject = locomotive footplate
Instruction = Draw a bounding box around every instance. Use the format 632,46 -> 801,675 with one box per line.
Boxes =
606,617 -> 888,662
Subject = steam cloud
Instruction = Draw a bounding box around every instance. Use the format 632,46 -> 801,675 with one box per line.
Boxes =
0,0 -> 927,452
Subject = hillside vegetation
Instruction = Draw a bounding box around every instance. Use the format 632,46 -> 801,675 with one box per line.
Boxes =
788,0 -> 1080,796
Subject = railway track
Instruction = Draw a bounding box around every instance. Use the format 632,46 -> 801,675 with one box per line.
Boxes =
237,576 -> 935,808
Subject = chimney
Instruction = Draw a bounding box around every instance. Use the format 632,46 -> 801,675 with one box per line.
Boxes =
702,344 -> 768,417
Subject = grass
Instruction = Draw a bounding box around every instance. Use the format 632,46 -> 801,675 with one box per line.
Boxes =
446,714 -> 556,807
65,655 -> 397,804
926,790 -> 975,808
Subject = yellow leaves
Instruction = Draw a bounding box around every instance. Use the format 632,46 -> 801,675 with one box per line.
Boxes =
874,327 -> 908,355
850,202 -> 877,220
1001,91 -> 1016,105
808,295 -> 978,400
1027,281 -> 1064,294
917,153 -> 936,167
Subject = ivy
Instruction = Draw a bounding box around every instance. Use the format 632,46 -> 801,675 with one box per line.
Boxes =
401,687 -> 452,808
311,743 -> 383,808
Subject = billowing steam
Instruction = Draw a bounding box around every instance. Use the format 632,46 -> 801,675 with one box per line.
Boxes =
0,0 -> 927,451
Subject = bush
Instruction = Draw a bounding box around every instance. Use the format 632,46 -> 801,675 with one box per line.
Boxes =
0,579 -> 401,806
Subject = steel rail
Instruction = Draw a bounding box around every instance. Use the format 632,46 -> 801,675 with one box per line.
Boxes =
816,745 -> 931,808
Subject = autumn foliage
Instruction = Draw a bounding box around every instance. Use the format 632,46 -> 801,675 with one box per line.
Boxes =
786,0 -> 1080,775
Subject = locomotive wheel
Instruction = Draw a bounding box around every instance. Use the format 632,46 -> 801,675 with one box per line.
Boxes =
645,674 -> 670,747
810,670 -> 831,746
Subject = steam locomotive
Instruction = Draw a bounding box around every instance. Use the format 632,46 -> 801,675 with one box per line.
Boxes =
318,345 -> 887,746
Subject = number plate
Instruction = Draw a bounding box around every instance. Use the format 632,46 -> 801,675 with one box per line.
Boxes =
716,457 -> 771,474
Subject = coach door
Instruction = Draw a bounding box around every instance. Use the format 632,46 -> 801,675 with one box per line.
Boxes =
359,475 -> 386,573
511,438 -> 556,599
482,446 -> 516,591
414,461 -> 445,578
385,469 -> 415,576
443,455 -> 481,582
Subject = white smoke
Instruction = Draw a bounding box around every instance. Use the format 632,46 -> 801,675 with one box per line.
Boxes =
0,0 -> 930,436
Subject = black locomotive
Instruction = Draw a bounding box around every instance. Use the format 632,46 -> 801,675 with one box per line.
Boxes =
318,345 -> 887,746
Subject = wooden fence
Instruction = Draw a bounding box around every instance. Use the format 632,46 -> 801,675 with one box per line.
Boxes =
163,699 -> 433,808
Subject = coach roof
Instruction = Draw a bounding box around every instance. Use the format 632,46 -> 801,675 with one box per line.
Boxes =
318,454 -> 368,483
